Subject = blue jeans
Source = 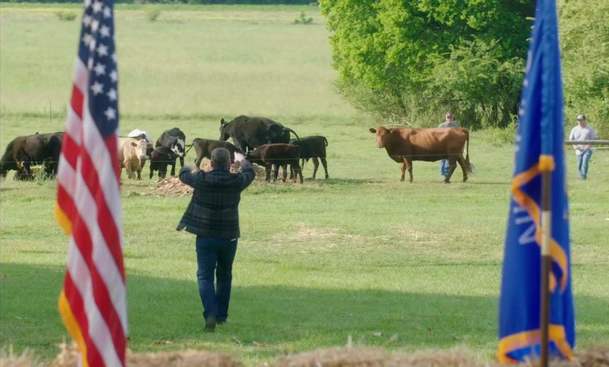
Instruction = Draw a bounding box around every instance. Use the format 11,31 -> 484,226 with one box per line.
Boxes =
195,236 -> 238,322
576,150 -> 592,179
440,160 -> 449,177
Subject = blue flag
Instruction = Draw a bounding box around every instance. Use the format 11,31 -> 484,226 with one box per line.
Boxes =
498,0 -> 575,363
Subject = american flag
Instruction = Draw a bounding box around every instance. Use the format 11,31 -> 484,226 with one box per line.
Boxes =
55,0 -> 126,365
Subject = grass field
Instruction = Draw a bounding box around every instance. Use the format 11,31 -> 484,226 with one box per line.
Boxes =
1,4 -> 608,365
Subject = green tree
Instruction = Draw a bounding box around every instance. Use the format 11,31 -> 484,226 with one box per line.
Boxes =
559,0 -> 609,136
320,0 -> 533,128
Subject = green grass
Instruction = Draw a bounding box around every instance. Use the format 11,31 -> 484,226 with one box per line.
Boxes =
1,4 -> 608,366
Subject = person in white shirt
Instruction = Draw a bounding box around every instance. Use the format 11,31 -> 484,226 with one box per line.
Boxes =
438,112 -> 460,178
569,114 -> 598,180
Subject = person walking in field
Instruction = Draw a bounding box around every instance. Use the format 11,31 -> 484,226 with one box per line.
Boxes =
569,114 -> 598,180
177,148 -> 255,332
438,112 -> 460,178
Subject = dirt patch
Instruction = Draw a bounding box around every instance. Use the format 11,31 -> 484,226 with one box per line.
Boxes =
43,343 -> 240,367
1,345 -> 608,367
147,161 -> 267,197
291,223 -> 340,242
274,347 -> 388,367
149,177 -> 193,197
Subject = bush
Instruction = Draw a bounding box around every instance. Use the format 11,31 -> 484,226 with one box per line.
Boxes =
146,8 -> 161,22
320,0 -> 533,129
560,0 -> 609,136
55,11 -> 77,21
293,11 -> 313,24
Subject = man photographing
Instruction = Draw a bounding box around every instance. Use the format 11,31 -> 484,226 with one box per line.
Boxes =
177,148 -> 255,331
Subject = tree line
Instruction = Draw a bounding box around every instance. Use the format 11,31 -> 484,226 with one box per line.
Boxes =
320,0 -> 609,134
7,0 -> 314,3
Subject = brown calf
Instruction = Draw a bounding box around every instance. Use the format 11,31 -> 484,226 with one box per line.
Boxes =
246,143 -> 303,183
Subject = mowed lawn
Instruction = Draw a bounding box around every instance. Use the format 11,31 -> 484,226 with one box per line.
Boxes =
1,4 -> 608,365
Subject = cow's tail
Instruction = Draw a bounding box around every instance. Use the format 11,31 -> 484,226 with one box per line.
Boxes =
287,128 -> 300,141
323,136 -> 328,147
465,130 -> 473,173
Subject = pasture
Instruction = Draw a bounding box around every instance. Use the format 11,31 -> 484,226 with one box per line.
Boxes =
1,4 -> 608,365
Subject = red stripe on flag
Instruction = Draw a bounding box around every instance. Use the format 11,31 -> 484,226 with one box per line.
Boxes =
64,273 -> 105,367
57,185 -> 79,230
70,218 -> 126,363
105,136 -> 121,183
60,133 -> 81,169
79,149 -> 125,279
71,85 -> 84,119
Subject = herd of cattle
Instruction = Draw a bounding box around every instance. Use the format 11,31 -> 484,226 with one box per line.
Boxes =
0,115 -> 472,184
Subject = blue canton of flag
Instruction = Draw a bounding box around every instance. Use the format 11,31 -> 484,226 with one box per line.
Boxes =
498,0 -> 575,363
80,0 -> 119,138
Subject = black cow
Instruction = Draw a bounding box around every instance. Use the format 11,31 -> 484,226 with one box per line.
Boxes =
0,132 -> 63,179
219,115 -> 300,153
192,138 -> 242,167
155,128 -> 186,176
289,135 -> 329,179
149,146 -> 177,179
246,143 -> 303,183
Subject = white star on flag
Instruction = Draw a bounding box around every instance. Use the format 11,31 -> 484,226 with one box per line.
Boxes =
103,6 -> 112,18
110,70 -> 117,82
104,107 -> 116,120
97,44 -> 108,57
91,20 -> 100,32
94,63 -> 106,76
82,33 -> 92,46
107,88 -> 117,101
100,25 -> 110,38
83,15 -> 92,27
93,1 -> 103,13
91,82 -> 104,95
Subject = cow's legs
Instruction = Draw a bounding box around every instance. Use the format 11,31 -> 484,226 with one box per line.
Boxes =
406,159 -> 413,182
272,164 -> 280,182
179,156 -> 184,169
312,157 -> 319,179
265,164 -> 272,182
320,157 -> 329,179
170,160 -> 176,176
445,158 -> 458,183
281,164 -> 288,182
401,158 -> 413,182
457,155 -> 468,182
298,164 -> 303,184
23,160 -> 33,179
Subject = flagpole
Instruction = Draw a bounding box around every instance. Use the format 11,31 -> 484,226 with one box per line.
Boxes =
540,167 -> 552,367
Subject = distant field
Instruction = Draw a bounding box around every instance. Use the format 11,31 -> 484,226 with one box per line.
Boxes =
1,4 -> 608,366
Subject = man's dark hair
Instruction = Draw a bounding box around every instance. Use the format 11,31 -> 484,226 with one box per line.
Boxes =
211,147 -> 230,169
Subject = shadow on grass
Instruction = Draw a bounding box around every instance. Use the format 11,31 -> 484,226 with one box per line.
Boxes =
1,263 -> 607,361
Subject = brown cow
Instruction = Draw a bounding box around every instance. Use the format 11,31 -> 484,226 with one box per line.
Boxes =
369,126 -> 471,183
246,143 -> 303,183
119,137 -> 148,180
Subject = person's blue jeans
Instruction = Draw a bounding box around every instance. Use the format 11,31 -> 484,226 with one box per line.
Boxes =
195,236 -> 238,322
440,159 -> 449,177
577,150 -> 592,179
